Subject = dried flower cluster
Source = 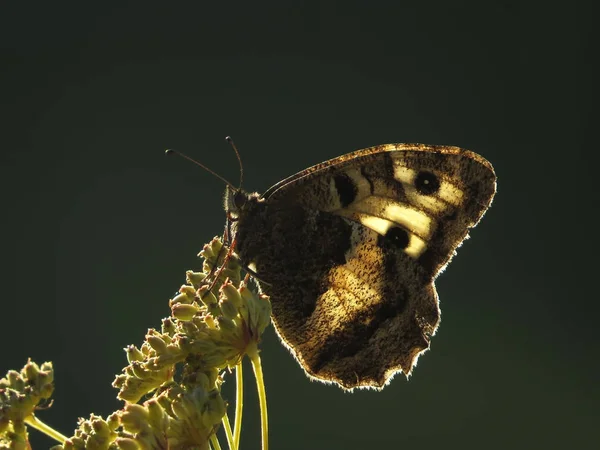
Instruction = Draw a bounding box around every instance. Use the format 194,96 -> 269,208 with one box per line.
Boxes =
1,359 -> 55,449
0,237 -> 271,450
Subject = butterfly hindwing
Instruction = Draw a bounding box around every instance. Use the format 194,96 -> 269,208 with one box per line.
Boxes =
230,143 -> 496,390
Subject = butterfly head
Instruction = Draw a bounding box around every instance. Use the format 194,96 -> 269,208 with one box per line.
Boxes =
224,185 -> 262,221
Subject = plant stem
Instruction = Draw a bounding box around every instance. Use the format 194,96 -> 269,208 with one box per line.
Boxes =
210,433 -> 222,450
24,415 -> 68,444
248,345 -> 268,450
222,412 -> 235,450
233,362 -> 243,450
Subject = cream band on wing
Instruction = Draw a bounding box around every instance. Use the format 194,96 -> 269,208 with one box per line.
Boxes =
384,203 -> 432,238
402,184 -> 452,215
344,168 -> 375,197
343,196 -> 434,240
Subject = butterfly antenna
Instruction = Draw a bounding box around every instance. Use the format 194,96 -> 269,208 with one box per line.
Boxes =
225,136 -> 244,189
165,148 -> 236,190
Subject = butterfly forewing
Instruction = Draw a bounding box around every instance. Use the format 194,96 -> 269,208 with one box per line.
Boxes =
266,144 -> 496,277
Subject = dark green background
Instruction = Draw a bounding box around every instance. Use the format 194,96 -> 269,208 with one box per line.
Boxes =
1,2 -> 597,449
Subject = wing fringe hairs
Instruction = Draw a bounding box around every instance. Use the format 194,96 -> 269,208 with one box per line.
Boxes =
0,237 -> 272,450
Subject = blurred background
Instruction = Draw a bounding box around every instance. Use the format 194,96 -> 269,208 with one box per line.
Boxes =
1,2 -> 596,449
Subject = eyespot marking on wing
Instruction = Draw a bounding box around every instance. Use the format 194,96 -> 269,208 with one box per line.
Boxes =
355,215 -> 427,258
393,165 -> 465,207
414,171 -> 440,195
377,226 -> 409,249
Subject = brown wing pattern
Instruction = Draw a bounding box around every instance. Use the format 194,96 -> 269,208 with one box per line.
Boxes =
235,143 -> 496,389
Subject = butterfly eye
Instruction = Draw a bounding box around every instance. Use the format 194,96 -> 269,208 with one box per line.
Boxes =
414,171 -> 440,195
233,191 -> 247,209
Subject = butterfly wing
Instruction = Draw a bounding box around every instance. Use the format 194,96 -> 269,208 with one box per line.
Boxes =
265,143 -> 496,278
236,143 -> 496,390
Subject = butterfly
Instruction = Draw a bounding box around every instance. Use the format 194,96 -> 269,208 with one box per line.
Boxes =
225,143 -> 496,390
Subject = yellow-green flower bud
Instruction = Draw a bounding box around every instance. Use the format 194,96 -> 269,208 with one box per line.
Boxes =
199,238 -> 216,259
241,286 -> 272,336
190,372 -> 210,391
188,338 -> 218,356
186,270 -> 207,289
112,374 -> 126,389
180,320 -> 200,337
170,398 -> 187,421
106,412 -> 120,430
115,378 -> 150,403
115,437 -> 140,450
80,419 -> 93,434
146,335 -> 169,355
23,360 -> 40,381
172,303 -> 200,321
140,342 -> 153,357
120,404 -> 148,433
201,389 -> 226,428
130,361 -> 150,380
170,285 -> 196,306
198,286 -> 218,307
221,280 -> 243,308
200,351 -> 228,369
125,345 -> 145,364
217,316 -> 237,333
147,399 -> 169,433
172,389 -> 206,422
39,362 -> 54,384
219,298 -> 238,320
206,303 -> 222,317
208,237 -> 223,259
180,284 -> 196,296
7,370 -> 23,390
161,317 -> 177,336
90,416 -> 111,437
203,314 -> 217,330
